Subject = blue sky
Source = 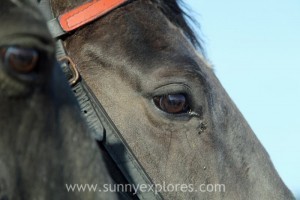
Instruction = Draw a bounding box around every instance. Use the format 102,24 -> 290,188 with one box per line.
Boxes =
185,0 -> 300,197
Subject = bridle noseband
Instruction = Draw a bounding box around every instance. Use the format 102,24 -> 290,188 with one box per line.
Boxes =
38,0 -> 162,199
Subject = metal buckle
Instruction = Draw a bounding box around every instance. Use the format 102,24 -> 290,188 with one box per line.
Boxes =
58,56 -> 80,86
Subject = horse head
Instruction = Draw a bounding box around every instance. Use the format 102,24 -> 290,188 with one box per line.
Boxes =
0,1 -> 120,199
49,0 -> 295,199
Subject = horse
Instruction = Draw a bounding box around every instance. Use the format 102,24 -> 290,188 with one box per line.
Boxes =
0,1 -> 122,199
46,0 -> 295,199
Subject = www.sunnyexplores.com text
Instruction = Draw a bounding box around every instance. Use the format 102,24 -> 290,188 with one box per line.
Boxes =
66,182 -> 226,195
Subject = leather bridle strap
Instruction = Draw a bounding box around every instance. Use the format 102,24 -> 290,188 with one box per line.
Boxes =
38,1 -> 162,199
47,0 -> 127,38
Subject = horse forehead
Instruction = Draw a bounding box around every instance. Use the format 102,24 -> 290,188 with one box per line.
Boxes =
112,3 -> 212,70
72,1 -> 212,74
0,1 -> 52,48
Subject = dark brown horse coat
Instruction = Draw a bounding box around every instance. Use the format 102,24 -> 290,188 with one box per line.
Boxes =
50,0 -> 295,199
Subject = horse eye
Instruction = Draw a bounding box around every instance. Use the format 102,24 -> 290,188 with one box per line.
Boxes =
153,94 -> 190,114
2,47 -> 38,73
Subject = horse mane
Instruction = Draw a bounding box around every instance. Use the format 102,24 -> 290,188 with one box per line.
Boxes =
50,0 -> 204,53
155,0 -> 204,53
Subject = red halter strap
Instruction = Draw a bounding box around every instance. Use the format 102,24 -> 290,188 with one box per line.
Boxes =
59,0 -> 127,32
